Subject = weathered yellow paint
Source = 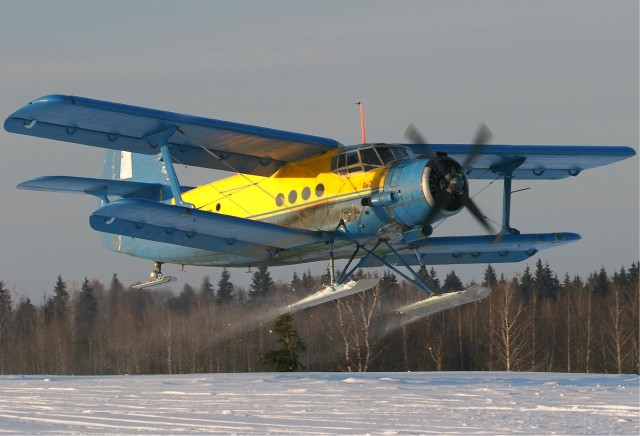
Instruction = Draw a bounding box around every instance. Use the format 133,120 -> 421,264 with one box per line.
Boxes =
181,148 -> 387,223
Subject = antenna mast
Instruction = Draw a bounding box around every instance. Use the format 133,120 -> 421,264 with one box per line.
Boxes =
356,102 -> 367,143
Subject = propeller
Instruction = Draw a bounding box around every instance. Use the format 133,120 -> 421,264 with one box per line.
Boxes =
404,123 -> 446,176
404,123 -> 495,234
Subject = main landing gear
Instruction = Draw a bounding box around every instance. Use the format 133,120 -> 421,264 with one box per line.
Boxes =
132,262 -> 177,290
287,238 -> 492,318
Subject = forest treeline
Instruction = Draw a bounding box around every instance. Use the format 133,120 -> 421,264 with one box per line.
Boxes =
0,259 -> 638,375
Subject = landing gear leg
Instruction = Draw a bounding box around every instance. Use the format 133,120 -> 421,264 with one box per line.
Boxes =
149,261 -> 164,281
132,261 -> 177,290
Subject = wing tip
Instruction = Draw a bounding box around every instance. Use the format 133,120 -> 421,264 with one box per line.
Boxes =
29,94 -> 75,106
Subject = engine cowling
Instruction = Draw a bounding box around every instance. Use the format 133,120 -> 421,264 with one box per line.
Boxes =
378,157 -> 467,228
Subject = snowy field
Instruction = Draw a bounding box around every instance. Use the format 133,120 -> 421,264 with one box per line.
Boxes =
0,372 -> 637,434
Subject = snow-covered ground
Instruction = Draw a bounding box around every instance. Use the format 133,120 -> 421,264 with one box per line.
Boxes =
0,372 -> 637,434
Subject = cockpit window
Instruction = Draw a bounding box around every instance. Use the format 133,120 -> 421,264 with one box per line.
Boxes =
393,147 -> 409,159
346,151 -> 359,166
359,148 -> 382,171
376,147 -> 396,165
331,145 -> 410,175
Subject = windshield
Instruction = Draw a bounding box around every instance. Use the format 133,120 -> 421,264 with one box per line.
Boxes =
331,145 -> 410,175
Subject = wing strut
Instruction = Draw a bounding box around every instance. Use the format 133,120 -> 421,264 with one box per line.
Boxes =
146,127 -> 193,209
337,239 -> 435,294
495,157 -> 526,234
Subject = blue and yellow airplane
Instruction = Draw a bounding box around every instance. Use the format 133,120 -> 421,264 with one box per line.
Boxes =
5,95 -> 635,314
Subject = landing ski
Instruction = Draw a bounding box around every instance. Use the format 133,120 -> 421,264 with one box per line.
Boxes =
397,285 -> 491,318
132,275 -> 177,290
288,278 -> 379,312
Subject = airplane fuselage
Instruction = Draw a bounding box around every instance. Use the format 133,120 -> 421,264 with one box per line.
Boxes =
108,144 -> 437,267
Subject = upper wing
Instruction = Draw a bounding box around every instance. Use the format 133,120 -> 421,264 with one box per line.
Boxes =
405,144 -> 636,180
90,198 -> 327,260
5,95 -> 342,176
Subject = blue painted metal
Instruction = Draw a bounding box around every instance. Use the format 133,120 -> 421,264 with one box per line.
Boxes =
17,176 -> 177,201
101,149 -> 171,186
405,144 -> 636,180
337,241 -> 380,285
368,240 -> 434,293
90,198 -> 326,260
5,95 -> 341,176
6,96 -> 634,180
146,127 -> 192,208
502,171 -> 516,233
383,159 -> 432,227
359,232 -> 581,267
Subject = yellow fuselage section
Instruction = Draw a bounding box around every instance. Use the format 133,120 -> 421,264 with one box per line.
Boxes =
181,149 -> 386,231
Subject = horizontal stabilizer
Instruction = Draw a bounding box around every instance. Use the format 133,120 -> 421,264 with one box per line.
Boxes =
17,176 -> 192,201
288,278 -> 380,312
397,285 -> 492,318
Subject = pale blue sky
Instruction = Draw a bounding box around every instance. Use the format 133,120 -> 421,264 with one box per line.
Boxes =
1,1 -> 637,301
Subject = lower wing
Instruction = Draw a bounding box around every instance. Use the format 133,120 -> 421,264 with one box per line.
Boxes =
89,199 -> 328,261
360,233 -> 580,266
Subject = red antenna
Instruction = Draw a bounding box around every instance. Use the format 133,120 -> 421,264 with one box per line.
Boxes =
356,102 -> 367,143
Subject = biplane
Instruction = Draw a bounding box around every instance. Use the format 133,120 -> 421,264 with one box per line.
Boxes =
5,95 -> 635,316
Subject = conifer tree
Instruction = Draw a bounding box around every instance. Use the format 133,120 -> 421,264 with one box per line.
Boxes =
248,266 -> 273,301
0,281 -> 13,348
11,297 -> 36,373
443,270 -> 464,292
628,262 -> 639,289
260,313 -> 307,371
199,275 -> 215,302
534,259 -> 559,298
428,267 -> 441,290
290,271 -> 302,293
483,264 -> 498,288
591,266 -> 610,297
379,270 -> 398,295
418,267 -> 441,292
75,278 -> 97,332
170,283 -> 197,313
14,298 -> 36,340
301,269 -> 315,295
106,273 -> 124,318
519,264 -> 535,301
74,278 -> 97,367
49,275 -> 70,322
216,268 -> 234,304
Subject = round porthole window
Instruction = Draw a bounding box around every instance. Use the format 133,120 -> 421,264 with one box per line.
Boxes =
275,193 -> 285,207
301,187 -> 311,200
216,203 -> 221,211
315,183 -> 325,197
288,190 -> 297,204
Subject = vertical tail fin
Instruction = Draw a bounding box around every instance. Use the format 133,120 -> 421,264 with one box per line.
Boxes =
103,150 -> 169,184
100,150 -> 170,254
